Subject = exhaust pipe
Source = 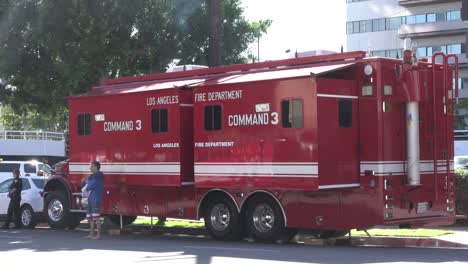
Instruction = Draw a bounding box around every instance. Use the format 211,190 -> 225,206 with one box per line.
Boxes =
406,102 -> 420,185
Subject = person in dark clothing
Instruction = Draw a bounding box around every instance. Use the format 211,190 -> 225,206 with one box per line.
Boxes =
2,169 -> 23,229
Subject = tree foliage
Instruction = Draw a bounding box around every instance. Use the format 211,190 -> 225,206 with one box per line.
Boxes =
0,0 -> 271,130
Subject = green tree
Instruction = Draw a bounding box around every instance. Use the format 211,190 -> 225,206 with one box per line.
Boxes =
178,0 -> 272,65
0,0 -> 271,131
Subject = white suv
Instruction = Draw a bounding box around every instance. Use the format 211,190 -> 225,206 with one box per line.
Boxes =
0,160 -> 51,183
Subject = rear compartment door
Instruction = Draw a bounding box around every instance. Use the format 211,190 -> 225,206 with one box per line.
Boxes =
317,79 -> 359,189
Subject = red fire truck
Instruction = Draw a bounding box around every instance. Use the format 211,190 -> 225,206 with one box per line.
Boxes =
44,50 -> 458,241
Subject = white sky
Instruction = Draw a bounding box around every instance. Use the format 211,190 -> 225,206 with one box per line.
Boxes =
242,0 -> 347,61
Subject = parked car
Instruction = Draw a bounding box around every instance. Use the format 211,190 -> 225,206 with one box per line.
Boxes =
455,155 -> 468,170
0,176 -> 46,228
0,160 -> 52,183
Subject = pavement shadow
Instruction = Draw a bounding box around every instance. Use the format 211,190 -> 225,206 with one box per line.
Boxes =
0,227 -> 467,264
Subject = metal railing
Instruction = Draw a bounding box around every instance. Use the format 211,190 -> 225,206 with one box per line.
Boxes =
0,130 -> 65,141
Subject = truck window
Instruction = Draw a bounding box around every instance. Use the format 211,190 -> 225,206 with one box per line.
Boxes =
77,113 -> 91,136
151,108 -> 168,133
281,99 -> 303,128
339,99 -> 353,128
204,105 -> 222,131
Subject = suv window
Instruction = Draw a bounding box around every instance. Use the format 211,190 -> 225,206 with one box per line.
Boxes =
38,164 -> 51,174
24,163 -> 37,173
0,163 -> 20,172
32,179 -> 45,189
0,179 -> 13,193
21,179 -> 31,190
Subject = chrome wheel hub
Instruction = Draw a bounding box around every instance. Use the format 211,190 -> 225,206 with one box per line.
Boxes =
210,204 -> 231,232
21,208 -> 32,226
48,199 -> 64,222
252,204 -> 275,233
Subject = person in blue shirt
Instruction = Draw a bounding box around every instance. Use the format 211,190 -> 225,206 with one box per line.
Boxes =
83,161 -> 104,239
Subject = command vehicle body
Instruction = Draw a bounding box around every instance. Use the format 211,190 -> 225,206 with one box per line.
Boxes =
43,51 -> 457,241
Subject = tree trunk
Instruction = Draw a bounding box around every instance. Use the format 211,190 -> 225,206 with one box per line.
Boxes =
208,0 -> 223,67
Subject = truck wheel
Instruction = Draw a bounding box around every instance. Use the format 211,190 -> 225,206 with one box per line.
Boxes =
246,196 -> 285,242
20,204 -> 36,229
204,196 -> 242,241
45,191 -> 69,229
107,215 -> 137,226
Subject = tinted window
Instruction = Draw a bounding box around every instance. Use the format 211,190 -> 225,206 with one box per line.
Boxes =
21,179 -> 31,190
213,106 -> 222,130
292,99 -> 304,128
282,99 -> 304,128
32,179 -> 45,189
160,109 -> 168,132
0,163 -> 20,173
78,113 -> 91,136
151,108 -> 168,133
339,100 -> 353,128
24,163 -> 36,173
281,100 -> 292,128
204,105 -> 222,131
0,179 -> 13,193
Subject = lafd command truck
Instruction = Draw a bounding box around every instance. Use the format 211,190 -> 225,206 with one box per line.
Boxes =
44,50 -> 458,241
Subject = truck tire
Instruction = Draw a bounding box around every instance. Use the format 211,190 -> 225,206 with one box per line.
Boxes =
204,196 -> 242,241
20,204 -> 37,229
245,196 -> 286,242
45,191 -> 69,229
107,215 -> 137,226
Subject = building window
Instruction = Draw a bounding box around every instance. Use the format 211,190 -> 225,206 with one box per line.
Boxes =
372,18 -> 386,32
204,105 -> 222,131
339,100 -> 353,128
281,99 -> 304,128
347,9 -> 461,34
353,21 -> 360,33
78,113 -> 91,136
347,22 -> 353,34
427,13 -> 436,22
416,44 -> 464,57
371,49 -> 402,59
436,12 -> 446,21
447,10 -> 461,21
360,20 -> 372,33
417,47 -> 427,57
151,108 -> 168,133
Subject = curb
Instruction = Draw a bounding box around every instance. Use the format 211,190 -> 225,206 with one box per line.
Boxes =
90,224 -> 468,248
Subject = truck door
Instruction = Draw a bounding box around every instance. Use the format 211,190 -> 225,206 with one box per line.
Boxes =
317,79 -> 359,189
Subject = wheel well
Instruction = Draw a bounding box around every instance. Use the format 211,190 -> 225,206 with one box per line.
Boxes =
240,191 -> 287,227
44,179 -> 71,206
20,203 -> 33,211
197,190 -> 239,219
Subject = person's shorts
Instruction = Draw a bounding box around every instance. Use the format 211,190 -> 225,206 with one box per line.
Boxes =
86,201 -> 101,220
